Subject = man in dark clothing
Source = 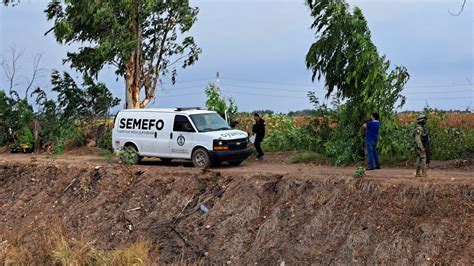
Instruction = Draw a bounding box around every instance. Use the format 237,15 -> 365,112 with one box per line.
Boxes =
363,113 -> 381,170
252,113 -> 266,160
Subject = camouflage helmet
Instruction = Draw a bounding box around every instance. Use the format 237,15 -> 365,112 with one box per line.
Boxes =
416,115 -> 427,123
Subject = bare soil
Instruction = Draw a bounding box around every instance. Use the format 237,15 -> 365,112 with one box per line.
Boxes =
0,153 -> 473,264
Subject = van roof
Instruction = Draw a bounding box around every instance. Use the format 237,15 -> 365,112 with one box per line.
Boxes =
119,108 -> 215,115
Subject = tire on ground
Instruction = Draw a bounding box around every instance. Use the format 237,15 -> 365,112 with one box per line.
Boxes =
192,148 -> 211,168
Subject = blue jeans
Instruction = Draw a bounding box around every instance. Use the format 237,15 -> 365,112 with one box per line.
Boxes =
366,140 -> 380,169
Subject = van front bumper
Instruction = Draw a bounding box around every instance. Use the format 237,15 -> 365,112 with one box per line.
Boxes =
208,147 -> 253,163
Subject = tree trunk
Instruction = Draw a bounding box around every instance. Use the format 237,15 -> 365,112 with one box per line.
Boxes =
125,1 -> 143,109
125,51 -> 142,109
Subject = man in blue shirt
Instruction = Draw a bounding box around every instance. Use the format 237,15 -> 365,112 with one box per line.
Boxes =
363,113 -> 380,170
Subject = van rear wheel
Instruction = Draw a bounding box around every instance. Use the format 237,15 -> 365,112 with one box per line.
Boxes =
192,148 -> 211,168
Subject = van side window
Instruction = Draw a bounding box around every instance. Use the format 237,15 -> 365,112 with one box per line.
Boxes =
173,115 -> 195,132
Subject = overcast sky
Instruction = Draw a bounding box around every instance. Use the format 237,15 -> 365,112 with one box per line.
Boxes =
0,0 -> 473,112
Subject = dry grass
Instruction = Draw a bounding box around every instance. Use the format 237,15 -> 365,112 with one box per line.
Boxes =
1,232 -> 154,266
110,239 -> 152,265
398,113 -> 474,128
0,240 -> 33,265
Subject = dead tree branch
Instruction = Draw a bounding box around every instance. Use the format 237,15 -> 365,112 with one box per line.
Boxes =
449,0 -> 467,16
1,47 -> 45,102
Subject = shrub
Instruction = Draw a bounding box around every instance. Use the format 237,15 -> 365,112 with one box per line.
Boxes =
118,147 -> 139,165
17,126 -> 35,146
262,114 -> 319,152
97,127 -> 113,150
354,166 -> 366,178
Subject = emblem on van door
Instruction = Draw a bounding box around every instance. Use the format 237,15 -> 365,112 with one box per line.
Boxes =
177,135 -> 185,146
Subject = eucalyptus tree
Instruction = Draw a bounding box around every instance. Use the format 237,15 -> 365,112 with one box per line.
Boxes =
45,0 -> 201,108
305,0 -> 410,164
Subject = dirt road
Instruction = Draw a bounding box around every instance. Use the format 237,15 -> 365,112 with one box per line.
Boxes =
0,152 -> 472,183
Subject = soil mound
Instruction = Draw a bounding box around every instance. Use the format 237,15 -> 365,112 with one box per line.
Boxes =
1,162 -> 473,264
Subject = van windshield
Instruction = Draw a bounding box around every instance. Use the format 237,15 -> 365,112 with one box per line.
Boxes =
190,113 -> 231,132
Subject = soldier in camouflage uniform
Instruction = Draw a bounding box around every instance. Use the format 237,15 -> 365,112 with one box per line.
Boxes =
414,115 -> 430,177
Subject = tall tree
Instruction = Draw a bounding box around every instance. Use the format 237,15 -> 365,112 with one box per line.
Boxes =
305,0 -> 410,164
45,0 -> 201,109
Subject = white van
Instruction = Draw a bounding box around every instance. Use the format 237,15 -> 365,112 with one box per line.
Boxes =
112,108 -> 252,167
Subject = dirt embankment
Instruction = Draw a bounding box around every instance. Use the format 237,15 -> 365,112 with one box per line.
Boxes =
0,162 -> 473,264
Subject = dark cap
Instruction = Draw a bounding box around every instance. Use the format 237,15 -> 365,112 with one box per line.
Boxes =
416,115 -> 427,123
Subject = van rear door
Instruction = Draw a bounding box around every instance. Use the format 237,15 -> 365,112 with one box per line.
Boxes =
169,115 -> 195,159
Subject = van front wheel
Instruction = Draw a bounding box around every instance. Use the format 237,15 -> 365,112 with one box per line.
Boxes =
192,148 -> 211,168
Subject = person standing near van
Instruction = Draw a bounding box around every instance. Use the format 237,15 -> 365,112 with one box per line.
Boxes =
252,113 -> 266,160
363,113 -> 381,170
414,115 -> 430,177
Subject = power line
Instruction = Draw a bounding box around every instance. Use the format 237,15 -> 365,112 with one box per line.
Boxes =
157,92 -> 203,98
408,97 -> 472,101
155,88 -> 471,101
221,83 -> 310,92
222,77 -> 316,88
403,89 -> 473,95
160,77 -> 213,85
162,80 -> 473,95
221,76 -> 473,90
220,83 -> 473,95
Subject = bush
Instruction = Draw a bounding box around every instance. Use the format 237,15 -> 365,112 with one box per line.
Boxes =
55,125 -> 85,154
97,127 -> 113,150
17,127 -> 34,146
354,166 -> 366,178
430,127 -> 474,160
118,147 -> 139,165
262,114 -> 319,152
260,111 -> 473,165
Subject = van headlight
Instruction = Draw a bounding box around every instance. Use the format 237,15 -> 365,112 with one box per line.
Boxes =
213,139 -> 229,151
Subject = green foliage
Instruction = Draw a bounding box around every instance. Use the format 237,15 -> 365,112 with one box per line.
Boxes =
0,90 -> 35,146
262,114 -> 318,152
2,0 -> 19,6
17,127 -> 34,146
0,90 -> 13,144
118,147 -> 139,165
305,0 -> 409,164
54,125 -> 85,154
45,0 -> 201,108
83,77 -> 121,119
47,71 -> 120,122
204,83 -> 238,122
378,125 -> 413,162
289,151 -> 326,164
97,128 -> 113,150
1,72 -> 118,153
28,72 -> 120,153
354,166 -> 366,178
424,114 -> 474,160
261,111 -> 474,165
